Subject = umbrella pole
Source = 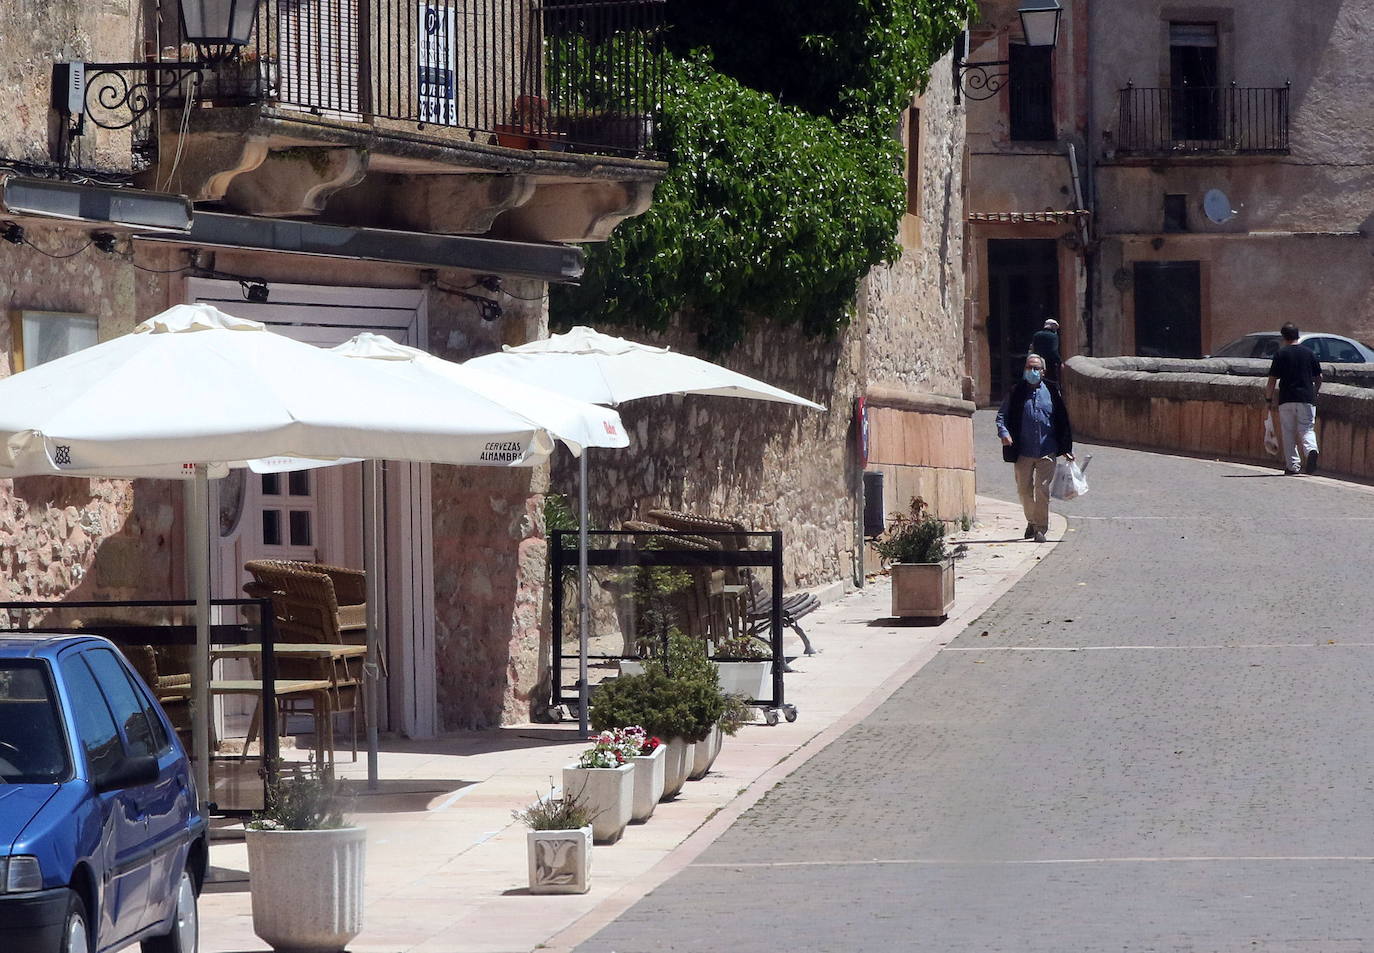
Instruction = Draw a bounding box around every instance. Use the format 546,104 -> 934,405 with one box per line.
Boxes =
187,465 -> 212,809
578,450 -> 590,738
363,460 -> 381,789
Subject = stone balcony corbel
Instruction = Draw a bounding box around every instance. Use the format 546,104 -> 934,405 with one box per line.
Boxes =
495,179 -> 657,242
321,173 -> 539,235
223,147 -> 369,217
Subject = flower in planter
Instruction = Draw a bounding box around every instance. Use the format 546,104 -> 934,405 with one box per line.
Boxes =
872,496 -> 949,566
640,735 -> 662,756
578,731 -> 631,768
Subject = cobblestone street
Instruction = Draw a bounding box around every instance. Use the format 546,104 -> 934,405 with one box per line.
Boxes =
574,414 -> 1374,952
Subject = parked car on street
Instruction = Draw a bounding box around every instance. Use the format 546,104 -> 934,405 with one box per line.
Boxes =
1209,332 -> 1374,363
0,634 -> 206,953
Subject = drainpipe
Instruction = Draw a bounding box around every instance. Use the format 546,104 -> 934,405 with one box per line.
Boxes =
1082,0 -> 1097,355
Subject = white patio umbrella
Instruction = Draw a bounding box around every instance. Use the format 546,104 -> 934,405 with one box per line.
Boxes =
0,305 -> 631,796
466,326 -> 824,734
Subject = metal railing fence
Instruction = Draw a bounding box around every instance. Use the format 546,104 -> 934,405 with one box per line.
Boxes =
1116,84 -> 1290,155
162,0 -> 664,157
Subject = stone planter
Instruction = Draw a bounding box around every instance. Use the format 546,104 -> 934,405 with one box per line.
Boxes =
527,826 -> 592,894
890,560 -> 955,619
629,743 -> 666,822
716,660 -> 772,700
689,723 -> 723,780
245,826 -> 366,952
562,762 -> 634,844
661,736 -> 694,799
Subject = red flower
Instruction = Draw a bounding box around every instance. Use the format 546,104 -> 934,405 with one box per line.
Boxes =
642,736 -> 662,754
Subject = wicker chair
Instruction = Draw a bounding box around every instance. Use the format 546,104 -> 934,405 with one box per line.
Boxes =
242,560 -> 370,760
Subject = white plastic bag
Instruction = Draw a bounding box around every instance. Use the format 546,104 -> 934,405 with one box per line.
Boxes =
1050,457 -> 1089,501
1263,415 -> 1280,457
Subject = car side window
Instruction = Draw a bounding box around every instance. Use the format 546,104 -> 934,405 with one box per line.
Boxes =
1305,338 -> 1329,361
1257,338 -> 1281,358
121,665 -> 170,755
1330,341 -> 1361,362
83,649 -> 161,759
60,655 -> 125,780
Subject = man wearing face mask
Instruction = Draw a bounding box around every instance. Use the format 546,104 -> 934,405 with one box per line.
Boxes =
995,353 -> 1074,543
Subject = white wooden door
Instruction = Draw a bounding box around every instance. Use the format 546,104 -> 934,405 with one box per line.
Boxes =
191,279 -> 438,738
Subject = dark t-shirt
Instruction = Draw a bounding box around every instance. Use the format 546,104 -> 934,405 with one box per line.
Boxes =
1268,343 -> 1322,404
1030,329 -> 1061,365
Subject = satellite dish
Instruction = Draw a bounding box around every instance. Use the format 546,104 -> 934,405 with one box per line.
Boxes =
1203,189 -> 1236,224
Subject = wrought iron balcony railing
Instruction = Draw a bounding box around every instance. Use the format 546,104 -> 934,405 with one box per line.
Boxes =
161,0 -> 664,158
1115,84 -> 1290,156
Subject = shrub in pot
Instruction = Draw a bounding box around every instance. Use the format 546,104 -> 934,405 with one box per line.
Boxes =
592,641 -> 723,798
873,496 -> 955,619
514,786 -> 594,894
711,631 -> 773,701
245,767 -> 365,953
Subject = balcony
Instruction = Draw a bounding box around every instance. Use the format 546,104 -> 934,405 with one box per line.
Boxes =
169,0 -> 664,158
136,0 -> 666,243
1115,84 -> 1290,156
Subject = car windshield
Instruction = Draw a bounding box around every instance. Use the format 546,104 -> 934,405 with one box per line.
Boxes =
1212,336 -> 1276,359
0,661 -> 72,783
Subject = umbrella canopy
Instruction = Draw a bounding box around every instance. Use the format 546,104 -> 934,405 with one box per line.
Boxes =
464,325 -> 824,737
464,325 -> 825,409
0,304 -> 570,479
330,333 -> 628,454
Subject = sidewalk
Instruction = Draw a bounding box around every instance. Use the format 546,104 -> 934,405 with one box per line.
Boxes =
200,495 -> 1063,953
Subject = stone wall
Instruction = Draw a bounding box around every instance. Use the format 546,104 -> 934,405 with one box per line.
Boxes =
1063,355 -> 1374,479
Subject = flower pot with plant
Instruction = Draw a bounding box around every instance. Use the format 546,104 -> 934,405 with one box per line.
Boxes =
245,767 -> 365,953
712,632 -> 773,700
620,727 -> 666,821
591,636 -> 724,799
515,785 -> 594,894
563,732 -> 635,844
873,496 -> 955,619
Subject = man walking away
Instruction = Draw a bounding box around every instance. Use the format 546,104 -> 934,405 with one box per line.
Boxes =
996,353 -> 1074,543
1266,322 -> 1322,475
1030,318 -> 1062,382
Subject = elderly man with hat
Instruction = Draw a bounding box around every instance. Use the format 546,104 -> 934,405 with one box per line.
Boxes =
1029,318 -> 1062,383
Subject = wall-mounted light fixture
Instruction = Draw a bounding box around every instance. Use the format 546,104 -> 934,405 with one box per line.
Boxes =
53,0 -> 262,134
954,0 -> 1063,103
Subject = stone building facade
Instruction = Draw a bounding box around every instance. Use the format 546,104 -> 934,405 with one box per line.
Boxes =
966,0 -> 1374,406
0,0 -> 663,733
556,49 -> 975,597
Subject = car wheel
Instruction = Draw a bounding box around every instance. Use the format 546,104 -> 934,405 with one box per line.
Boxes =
141,867 -> 199,953
62,891 -> 92,953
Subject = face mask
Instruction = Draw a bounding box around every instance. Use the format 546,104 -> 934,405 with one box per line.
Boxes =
1023,368 -> 1042,385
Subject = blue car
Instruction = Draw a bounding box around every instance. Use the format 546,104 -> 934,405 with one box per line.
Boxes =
0,635 -> 207,953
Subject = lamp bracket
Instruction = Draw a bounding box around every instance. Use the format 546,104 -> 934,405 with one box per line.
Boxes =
956,59 -> 1011,103
59,62 -> 205,133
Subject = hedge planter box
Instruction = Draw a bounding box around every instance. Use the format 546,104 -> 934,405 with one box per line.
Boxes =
661,737 -> 694,799
717,660 -> 771,700
891,561 -> 955,619
689,724 -> 723,780
630,744 -> 666,822
246,826 -> 367,952
527,826 -> 593,894
563,762 -> 634,844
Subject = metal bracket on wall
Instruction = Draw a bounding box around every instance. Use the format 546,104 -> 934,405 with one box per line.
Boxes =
956,59 -> 1011,104
53,61 -> 205,136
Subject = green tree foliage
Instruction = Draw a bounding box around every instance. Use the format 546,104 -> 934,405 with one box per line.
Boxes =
553,0 -> 978,352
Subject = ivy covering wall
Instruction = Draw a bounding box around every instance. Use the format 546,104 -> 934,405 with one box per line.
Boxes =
553,0 -> 979,353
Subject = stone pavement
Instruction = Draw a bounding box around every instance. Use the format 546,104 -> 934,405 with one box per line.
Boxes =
199,493 -> 1059,953
571,415 -> 1374,953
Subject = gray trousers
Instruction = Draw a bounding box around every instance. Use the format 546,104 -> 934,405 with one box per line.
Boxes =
1013,454 -> 1056,532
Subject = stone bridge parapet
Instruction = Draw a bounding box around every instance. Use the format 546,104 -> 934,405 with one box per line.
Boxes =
1062,355 -> 1374,477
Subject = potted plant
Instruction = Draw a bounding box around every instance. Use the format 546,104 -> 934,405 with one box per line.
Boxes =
618,726 -> 666,822
562,731 -> 635,844
591,641 -> 723,799
873,496 -> 955,619
711,632 -> 773,701
514,785 -> 594,894
245,767 -> 365,953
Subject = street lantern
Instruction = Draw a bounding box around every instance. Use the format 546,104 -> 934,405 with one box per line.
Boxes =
955,0 -> 1064,103
179,0 -> 262,60
1018,0 -> 1063,49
